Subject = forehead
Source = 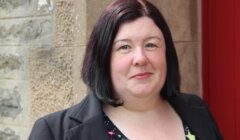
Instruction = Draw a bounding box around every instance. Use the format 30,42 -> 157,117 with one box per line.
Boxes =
114,17 -> 164,41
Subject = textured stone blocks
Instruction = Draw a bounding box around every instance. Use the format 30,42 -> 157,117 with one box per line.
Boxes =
0,0 -> 53,18
0,55 -> 22,71
0,127 -> 20,140
0,125 -> 28,140
55,0 -> 87,47
0,47 -> 26,80
0,86 -> 22,119
0,0 -> 54,139
29,47 -> 79,123
0,17 -> 53,46
0,80 -> 29,127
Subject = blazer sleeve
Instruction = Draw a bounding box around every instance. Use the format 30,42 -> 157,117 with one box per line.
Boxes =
28,118 -> 55,140
193,94 -> 223,139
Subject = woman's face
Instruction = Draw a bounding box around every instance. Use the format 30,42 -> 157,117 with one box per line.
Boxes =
110,17 -> 167,101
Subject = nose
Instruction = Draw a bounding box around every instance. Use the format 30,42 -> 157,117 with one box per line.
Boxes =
132,48 -> 148,66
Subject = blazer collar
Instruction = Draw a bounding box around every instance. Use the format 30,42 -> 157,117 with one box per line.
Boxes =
64,93 -> 216,140
65,93 -> 109,140
169,94 -> 216,140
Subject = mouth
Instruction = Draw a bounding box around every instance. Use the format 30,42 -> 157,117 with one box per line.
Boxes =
131,72 -> 153,79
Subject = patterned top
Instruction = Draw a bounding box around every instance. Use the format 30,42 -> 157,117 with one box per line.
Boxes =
103,114 -> 196,140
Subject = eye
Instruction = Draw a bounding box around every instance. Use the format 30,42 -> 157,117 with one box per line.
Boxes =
119,45 -> 130,50
116,44 -> 131,53
145,43 -> 158,50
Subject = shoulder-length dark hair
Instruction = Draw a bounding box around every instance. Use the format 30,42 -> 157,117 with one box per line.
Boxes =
81,0 -> 180,106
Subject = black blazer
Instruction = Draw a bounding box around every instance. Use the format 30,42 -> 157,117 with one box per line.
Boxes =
29,93 -> 223,140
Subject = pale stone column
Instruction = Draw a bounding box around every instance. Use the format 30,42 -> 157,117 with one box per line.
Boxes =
29,0 -> 87,127
0,0 -> 54,139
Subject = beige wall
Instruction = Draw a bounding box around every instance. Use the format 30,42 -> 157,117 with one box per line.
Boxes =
0,0 -> 201,139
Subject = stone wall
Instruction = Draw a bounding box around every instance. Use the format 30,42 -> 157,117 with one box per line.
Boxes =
0,0 -> 54,139
0,0 -> 201,139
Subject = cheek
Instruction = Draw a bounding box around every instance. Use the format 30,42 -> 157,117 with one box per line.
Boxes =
151,52 -> 167,79
151,51 -> 166,68
110,55 -> 131,80
160,55 -> 167,81
161,60 -> 167,80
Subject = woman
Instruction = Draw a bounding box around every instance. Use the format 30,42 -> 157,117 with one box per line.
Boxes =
29,0 -> 223,140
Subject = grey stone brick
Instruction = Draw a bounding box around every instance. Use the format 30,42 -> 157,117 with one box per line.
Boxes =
0,47 -> 26,80
0,55 -> 23,71
0,127 -> 20,140
0,80 -> 29,127
0,125 -> 27,140
0,17 -> 53,46
0,86 -> 22,119
0,0 -> 53,18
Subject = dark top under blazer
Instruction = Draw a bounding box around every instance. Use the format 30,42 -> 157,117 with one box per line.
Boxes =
29,93 -> 223,140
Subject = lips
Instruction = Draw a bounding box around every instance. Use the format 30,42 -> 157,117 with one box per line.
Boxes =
131,72 -> 152,79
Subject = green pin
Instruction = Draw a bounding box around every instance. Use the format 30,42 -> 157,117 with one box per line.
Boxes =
186,130 -> 196,140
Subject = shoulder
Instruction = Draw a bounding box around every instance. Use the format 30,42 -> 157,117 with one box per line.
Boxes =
41,94 -> 90,128
29,95 -> 90,140
171,93 -> 207,108
41,94 -> 90,125
169,93 -> 212,122
170,93 -> 223,139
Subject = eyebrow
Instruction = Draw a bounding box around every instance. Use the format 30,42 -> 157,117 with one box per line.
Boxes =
113,36 -> 163,45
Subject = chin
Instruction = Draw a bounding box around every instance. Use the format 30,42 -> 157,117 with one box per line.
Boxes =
130,90 -> 156,98
131,84 -> 162,96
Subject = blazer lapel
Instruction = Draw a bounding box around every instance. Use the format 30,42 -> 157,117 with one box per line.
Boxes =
65,115 -> 109,140
169,94 -> 216,140
64,93 -> 218,140
65,93 -> 109,140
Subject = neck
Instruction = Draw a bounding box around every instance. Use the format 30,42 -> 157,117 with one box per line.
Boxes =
103,94 -> 168,119
122,95 -> 165,112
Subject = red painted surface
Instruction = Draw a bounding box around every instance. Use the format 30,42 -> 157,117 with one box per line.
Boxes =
202,0 -> 240,139
235,0 -> 240,139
